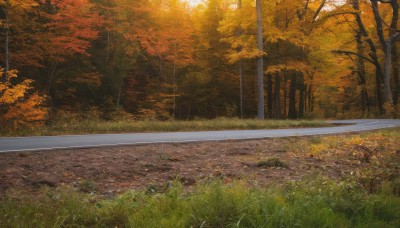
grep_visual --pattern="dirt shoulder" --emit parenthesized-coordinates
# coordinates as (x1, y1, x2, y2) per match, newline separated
(1, 129, 399, 197)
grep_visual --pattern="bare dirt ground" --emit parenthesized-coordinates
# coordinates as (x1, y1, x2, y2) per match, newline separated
(2, 132, 384, 198)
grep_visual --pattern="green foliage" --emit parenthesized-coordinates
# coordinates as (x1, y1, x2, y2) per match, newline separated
(1, 178, 400, 227)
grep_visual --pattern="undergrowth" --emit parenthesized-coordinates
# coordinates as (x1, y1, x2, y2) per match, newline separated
(1, 117, 326, 136)
(1, 177, 399, 227)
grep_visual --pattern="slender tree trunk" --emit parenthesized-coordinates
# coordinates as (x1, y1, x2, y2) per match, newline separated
(116, 83, 122, 108)
(375, 67, 384, 112)
(310, 93, 314, 112)
(299, 89, 305, 118)
(356, 30, 370, 113)
(283, 74, 287, 117)
(47, 61, 59, 95)
(390, 0, 399, 105)
(309, 73, 314, 112)
(288, 73, 297, 119)
(298, 75, 305, 118)
(384, 34, 400, 105)
(304, 84, 307, 113)
(2, 3, 9, 83)
(239, 60, 244, 118)
(384, 37, 393, 104)
(307, 85, 311, 112)
(106, 30, 110, 80)
(393, 45, 400, 105)
(256, 0, 264, 119)
(267, 74, 273, 118)
(273, 73, 281, 118)
(173, 60, 176, 119)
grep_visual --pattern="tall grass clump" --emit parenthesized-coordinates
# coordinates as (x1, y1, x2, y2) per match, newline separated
(1, 178, 400, 227)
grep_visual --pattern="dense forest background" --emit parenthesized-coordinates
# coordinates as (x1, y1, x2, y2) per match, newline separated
(0, 0, 399, 129)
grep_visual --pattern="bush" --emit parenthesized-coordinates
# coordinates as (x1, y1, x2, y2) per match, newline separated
(0, 69, 47, 131)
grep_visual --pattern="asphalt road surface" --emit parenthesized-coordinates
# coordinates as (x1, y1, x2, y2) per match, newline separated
(0, 119, 399, 153)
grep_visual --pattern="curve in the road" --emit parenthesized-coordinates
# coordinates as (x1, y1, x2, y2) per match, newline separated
(0, 119, 399, 153)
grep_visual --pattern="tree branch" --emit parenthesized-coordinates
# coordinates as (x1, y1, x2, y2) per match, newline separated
(332, 50, 375, 65)
(313, 0, 326, 21)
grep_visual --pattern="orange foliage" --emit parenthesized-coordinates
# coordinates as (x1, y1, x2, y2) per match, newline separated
(0, 69, 47, 130)
(43, 0, 103, 61)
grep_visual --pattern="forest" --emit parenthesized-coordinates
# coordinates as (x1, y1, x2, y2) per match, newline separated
(0, 0, 399, 130)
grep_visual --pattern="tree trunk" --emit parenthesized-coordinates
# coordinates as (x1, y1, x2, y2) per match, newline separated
(239, 60, 244, 118)
(307, 84, 312, 112)
(298, 75, 305, 118)
(1, 2, 9, 83)
(47, 60, 59, 95)
(390, 0, 399, 105)
(283, 74, 287, 117)
(288, 73, 297, 119)
(352, 0, 384, 113)
(267, 74, 273, 118)
(393, 43, 400, 105)
(384, 34, 400, 105)
(370, 0, 387, 51)
(256, 0, 264, 119)
(116, 83, 122, 108)
(356, 30, 370, 113)
(173, 60, 177, 119)
(273, 73, 281, 118)
(384, 38, 393, 104)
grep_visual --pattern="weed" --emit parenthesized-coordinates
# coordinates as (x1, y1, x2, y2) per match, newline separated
(257, 157, 288, 168)
(76, 180, 97, 193)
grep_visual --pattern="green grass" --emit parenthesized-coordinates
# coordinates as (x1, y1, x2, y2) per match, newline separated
(1, 118, 328, 136)
(1, 178, 399, 227)
(257, 157, 289, 168)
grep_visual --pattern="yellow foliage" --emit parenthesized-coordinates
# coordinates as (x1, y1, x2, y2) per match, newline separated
(0, 69, 47, 131)
(346, 136, 363, 146)
(309, 143, 329, 157)
(265, 61, 311, 75)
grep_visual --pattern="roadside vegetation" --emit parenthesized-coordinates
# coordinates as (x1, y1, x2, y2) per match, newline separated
(1, 128, 399, 227)
(0, 117, 326, 136)
(1, 178, 399, 227)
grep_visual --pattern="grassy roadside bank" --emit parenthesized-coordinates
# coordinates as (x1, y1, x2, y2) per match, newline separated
(1, 118, 327, 136)
(1, 178, 399, 227)
(1, 128, 399, 227)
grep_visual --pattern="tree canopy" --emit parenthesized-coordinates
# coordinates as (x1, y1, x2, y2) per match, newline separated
(1, 0, 399, 128)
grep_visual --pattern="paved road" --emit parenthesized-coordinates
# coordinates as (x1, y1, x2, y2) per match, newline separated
(0, 119, 399, 153)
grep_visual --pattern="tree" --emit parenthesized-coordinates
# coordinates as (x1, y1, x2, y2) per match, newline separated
(0, 68, 47, 130)
(219, 0, 261, 118)
(0, 0, 39, 82)
(256, 0, 264, 119)
(43, 0, 102, 94)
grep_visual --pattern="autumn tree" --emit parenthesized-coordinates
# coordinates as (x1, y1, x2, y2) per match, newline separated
(219, 0, 262, 118)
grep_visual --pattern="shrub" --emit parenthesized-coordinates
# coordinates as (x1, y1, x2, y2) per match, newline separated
(0, 69, 47, 131)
